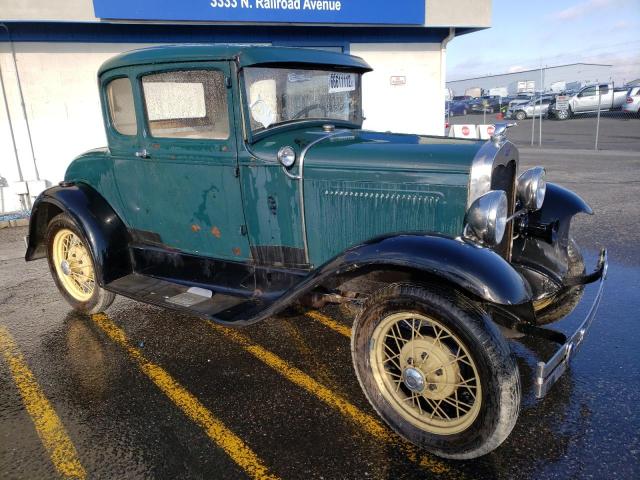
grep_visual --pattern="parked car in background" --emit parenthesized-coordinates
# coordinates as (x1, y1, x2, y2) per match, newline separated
(469, 95, 503, 113)
(507, 96, 554, 120)
(507, 94, 534, 109)
(550, 83, 628, 119)
(622, 86, 640, 116)
(445, 99, 470, 116)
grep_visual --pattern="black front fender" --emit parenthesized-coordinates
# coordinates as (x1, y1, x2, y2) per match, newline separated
(242, 233, 535, 325)
(25, 183, 131, 285)
(323, 234, 533, 306)
(512, 182, 593, 287)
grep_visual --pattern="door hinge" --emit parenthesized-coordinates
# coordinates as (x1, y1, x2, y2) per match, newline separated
(234, 166, 240, 177)
(240, 225, 248, 236)
(225, 76, 232, 89)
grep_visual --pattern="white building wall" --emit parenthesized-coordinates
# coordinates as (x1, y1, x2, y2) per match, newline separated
(0, 42, 153, 212)
(351, 43, 444, 136)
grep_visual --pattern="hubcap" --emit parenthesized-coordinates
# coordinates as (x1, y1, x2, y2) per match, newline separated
(52, 229, 95, 302)
(370, 312, 482, 435)
(60, 259, 71, 276)
(403, 367, 425, 393)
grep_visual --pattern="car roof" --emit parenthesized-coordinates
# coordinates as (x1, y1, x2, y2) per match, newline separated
(98, 44, 372, 76)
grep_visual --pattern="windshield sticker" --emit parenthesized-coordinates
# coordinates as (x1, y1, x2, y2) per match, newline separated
(328, 73, 356, 93)
(250, 99, 277, 129)
(288, 72, 312, 83)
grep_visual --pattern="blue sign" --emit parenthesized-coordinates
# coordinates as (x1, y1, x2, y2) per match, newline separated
(93, 0, 425, 25)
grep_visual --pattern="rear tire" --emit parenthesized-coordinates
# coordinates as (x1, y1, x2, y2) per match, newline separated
(351, 283, 520, 459)
(46, 213, 115, 314)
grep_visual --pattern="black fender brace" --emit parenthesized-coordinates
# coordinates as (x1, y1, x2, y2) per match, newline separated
(25, 183, 131, 286)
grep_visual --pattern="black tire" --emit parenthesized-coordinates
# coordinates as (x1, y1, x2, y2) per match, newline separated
(514, 110, 527, 121)
(351, 283, 520, 459)
(46, 213, 115, 314)
(534, 239, 585, 325)
(556, 108, 570, 120)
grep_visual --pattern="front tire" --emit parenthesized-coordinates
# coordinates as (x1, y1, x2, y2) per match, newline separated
(351, 283, 520, 459)
(514, 110, 527, 121)
(46, 213, 115, 314)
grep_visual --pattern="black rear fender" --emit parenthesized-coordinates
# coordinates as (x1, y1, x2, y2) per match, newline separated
(25, 183, 131, 285)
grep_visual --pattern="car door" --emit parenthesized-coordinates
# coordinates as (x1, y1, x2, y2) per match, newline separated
(113, 62, 250, 261)
(574, 86, 598, 112)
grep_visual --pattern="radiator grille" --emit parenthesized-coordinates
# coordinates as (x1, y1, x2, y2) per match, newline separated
(491, 160, 517, 260)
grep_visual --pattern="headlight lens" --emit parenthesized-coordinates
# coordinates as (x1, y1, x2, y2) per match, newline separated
(277, 146, 296, 168)
(517, 167, 546, 211)
(464, 190, 508, 246)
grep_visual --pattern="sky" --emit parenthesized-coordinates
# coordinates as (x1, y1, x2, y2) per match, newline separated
(446, 0, 640, 84)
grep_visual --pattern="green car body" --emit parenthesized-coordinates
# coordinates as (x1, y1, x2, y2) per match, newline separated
(61, 45, 480, 271)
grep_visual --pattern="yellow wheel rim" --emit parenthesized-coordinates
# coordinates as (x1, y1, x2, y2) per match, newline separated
(52, 229, 95, 302)
(370, 312, 482, 435)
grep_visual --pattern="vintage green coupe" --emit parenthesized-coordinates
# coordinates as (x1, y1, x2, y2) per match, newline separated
(26, 45, 607, 459)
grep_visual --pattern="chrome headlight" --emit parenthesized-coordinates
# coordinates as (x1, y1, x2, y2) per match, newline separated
(517, 167, 546, 211)
(277, 146, 296, 168)
(464, 190, 508, 246)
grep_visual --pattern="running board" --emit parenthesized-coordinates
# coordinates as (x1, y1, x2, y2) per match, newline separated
(106, 273, 272, 324)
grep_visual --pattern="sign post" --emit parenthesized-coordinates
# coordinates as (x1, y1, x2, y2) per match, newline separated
(595, 85, 602, 150)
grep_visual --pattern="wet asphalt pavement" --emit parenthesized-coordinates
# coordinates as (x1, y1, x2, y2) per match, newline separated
(1, 149, 639, 479)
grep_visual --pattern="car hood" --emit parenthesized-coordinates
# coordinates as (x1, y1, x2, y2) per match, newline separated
(250, 126, 483, 174)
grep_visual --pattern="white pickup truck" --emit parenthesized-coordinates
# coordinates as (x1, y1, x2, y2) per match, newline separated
(550, 83, 628, 119)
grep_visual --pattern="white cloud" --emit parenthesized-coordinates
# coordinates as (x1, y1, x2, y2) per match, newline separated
(551, 0, 619, 21)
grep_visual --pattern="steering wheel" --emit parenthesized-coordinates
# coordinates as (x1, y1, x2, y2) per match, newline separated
(292, 103, 327, 120)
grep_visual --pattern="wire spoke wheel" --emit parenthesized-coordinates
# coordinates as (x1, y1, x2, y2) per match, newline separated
(52, 228, 95, 302)
(370, 311, 482, 435)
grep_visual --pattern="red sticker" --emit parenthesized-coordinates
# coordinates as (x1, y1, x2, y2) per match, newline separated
(462, 126, 470, 136)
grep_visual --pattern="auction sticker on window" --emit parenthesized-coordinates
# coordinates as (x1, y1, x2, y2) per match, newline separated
(329, 73, 356, 93)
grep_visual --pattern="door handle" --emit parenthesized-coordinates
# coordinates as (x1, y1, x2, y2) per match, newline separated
(135, 149, 150, 159)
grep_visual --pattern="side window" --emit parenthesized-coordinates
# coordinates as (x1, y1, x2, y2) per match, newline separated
(599, 85, 609, 95)
(141, 70, 229, 140)
(580, 87, 596, 97)
(106, 78, 137, 136)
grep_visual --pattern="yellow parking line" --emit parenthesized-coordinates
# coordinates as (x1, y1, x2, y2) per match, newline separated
(0, 326, 86, 480)
(304, 310, 351, 338)
(91, 314, 279, 480)
(206, 321, 452, 476)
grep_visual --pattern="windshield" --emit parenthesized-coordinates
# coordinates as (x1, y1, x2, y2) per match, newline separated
(243, 66, 362, 134)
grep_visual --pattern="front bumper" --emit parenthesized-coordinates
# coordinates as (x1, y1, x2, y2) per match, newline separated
(534, 249, 608, 398)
